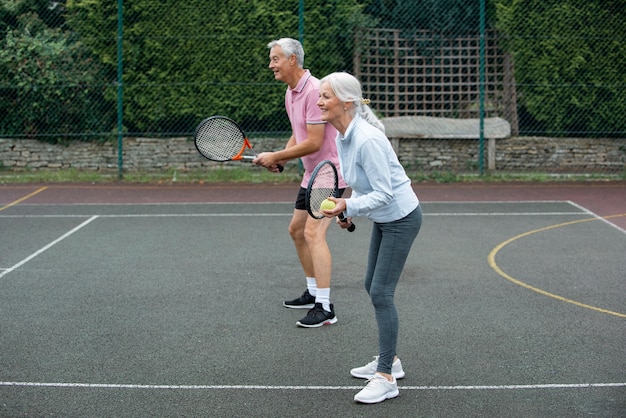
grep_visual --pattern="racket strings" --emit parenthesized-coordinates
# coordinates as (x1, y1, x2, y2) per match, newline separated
(195, 118, 246, 161)
(309, 163, 337, 218)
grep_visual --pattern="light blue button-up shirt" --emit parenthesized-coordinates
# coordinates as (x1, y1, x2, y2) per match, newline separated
(337, 114, 419, 223)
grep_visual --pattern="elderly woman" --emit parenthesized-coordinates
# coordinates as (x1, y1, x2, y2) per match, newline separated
(317, 72, 423, 404)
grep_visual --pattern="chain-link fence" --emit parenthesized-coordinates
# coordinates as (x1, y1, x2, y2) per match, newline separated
(1, 0, 625, 176)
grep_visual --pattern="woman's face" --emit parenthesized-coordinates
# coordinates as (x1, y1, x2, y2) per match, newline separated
(317, 81, 344, 124)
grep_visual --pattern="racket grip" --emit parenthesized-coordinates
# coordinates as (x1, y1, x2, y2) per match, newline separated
(277, 164, 284, 172)
(338, 213, 355, 232)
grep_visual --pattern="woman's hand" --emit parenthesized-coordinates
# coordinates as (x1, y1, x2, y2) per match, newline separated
(321, 197, 353, 229)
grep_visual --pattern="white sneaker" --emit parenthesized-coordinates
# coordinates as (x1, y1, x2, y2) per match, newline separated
(350, 355, 405, 379)
(353, 374, 399, 404)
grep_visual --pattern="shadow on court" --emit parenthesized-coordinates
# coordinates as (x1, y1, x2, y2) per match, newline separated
(1, 182, 625, 417)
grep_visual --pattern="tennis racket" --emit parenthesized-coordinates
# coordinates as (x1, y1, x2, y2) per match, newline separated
(305, 159, 355, 232)
(194, 116, 283, 172)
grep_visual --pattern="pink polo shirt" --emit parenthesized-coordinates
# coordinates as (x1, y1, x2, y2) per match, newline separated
(285, 70, 347, 189)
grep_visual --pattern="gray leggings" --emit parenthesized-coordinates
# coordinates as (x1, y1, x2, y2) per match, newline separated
(364, 205, 422, 375)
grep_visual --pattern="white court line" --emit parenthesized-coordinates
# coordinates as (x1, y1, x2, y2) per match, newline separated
(9, 199, 579, 206)
(422, 212, 584, 217)
(1, 381, 624, 391)
(0, 216, 98, 280)
(0, 212, 589, 219)
(0, 200, 590, 218)
(567, 200, 626, 235)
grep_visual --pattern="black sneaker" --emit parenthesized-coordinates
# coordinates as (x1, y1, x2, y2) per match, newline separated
(283, 289, 316, 309)
(296, 303, 337, 328)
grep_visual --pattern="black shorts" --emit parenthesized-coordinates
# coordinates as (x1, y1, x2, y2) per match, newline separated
(295, 187, 345, 210)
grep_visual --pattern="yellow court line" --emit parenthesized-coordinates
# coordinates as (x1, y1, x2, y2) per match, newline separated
(488, 214, 626, 318)
(0, 186, 48, 212)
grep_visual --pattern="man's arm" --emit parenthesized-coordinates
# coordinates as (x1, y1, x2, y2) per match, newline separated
(254, 123, 325, 168)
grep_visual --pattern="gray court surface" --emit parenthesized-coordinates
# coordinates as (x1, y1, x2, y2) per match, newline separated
(1, 201, 625, 417)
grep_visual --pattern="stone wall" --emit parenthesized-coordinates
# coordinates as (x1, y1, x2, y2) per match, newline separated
(0, 137, 211, 173)
(1, 136, 624, 174)
(393, 136, 625, 173)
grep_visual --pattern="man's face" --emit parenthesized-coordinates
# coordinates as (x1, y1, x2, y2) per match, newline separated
(268, 46, 293, 84)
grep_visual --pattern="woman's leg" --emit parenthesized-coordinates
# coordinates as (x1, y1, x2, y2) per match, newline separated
(368, 207, 422, 375)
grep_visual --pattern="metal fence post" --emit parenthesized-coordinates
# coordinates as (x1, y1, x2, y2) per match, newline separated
(479, 0, 486, 175)
(117, 0, 124, 179)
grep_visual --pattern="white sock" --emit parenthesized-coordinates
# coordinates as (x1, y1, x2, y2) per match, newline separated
(315, 287, 331, 312)
(306, 277, 317, 297)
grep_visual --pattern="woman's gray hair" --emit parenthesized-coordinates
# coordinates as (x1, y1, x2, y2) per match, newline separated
(267, 38, 305, 68)
(319, 72, 385, 133)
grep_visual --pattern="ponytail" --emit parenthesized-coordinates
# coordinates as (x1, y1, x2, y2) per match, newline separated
(356, 99, 385, 134)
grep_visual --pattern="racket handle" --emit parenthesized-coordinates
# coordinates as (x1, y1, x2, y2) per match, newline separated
(244, 155, 283, 172)
(338, 213, 355, 232)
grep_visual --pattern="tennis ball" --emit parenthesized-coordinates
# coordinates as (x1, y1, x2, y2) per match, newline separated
(320, 199, 336, 211)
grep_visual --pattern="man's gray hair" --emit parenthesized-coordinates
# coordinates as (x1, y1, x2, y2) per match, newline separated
(267, 38, 305, 68)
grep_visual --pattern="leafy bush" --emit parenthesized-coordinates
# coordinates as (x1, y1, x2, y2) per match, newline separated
(65, 0, 373, 134)
(496, 0, 626, 136)
(0, 10, 113, 141)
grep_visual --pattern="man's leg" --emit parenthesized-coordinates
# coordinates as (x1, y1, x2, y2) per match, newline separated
(283, 209, 318, 309)
(289, 208, 315, 278)
(294, 215, 338, 327)
(304, 215, 334, 307)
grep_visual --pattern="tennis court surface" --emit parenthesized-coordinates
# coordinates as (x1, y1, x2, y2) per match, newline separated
(1, 181, 625, 417)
